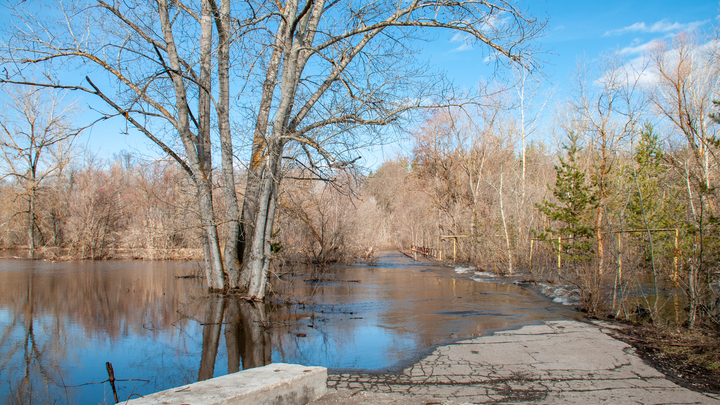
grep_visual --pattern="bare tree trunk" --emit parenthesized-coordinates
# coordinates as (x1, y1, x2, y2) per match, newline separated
(158, 0, 224, 290)
(198, 184, 225, 290)
(518, 70, 527, 198)
(688, 261, 698, 328)
(28, 183, 35, 259)
(497, 171, 513, 274)
(238, 23, 286, 290)
(213, 0, 242, 288)
(246, 140, 283, 300)
(597, 207, 604, 276)
(198, 0, 213, 179)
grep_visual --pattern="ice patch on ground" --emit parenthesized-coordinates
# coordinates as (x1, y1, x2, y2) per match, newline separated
(470, 271, 498, 283)
(539, 282, 581, 306)
(454, 266, 474, 274)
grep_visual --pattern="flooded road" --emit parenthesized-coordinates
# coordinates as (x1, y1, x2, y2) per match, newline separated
(0, 250, 578, 404)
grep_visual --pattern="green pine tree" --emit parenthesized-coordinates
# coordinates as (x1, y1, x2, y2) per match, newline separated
(537, 131, 597, 263)
(628, 123, 666, 228)
(627, 123, 683, 266)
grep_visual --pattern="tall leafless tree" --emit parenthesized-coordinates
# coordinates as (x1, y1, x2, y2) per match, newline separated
(648, 34, 720, 327)
(0, 87, 81, 258)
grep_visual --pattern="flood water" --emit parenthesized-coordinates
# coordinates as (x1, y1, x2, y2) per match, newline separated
(0, 250, 579, 404)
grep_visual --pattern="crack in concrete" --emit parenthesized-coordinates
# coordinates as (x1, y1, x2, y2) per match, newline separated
(315, 321, 720, 404)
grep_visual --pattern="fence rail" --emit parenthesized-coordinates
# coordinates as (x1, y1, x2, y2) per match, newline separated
(410, 245, 439, 259)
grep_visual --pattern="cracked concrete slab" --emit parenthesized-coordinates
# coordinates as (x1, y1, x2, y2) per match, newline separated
(311, 320, 719, 404)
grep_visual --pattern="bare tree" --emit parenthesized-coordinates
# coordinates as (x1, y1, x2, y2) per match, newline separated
(0, 86, 81, 258)
(570, 54, 647, 280)
(512, 66, 550, 197)
(648, 34, 720, 327)
(236, 0, 546, 299)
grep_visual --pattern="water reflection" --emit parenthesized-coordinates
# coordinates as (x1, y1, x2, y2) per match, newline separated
(3, 267, 65, 404)
(0, 252, 578, 404)
(0, 260, 206, 404)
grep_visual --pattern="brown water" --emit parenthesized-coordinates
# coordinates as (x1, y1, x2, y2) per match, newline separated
(0, 251, 579, 404)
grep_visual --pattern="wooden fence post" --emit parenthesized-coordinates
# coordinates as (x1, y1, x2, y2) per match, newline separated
(673, 228, 679, 282)
(617, 233, 623, 283)
(529, 239, 534, 272)
(557, 237, 562, 273)
(453, 238, 457, 263)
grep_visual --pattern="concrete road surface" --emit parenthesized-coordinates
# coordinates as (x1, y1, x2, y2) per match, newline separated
(311, 320, 720, 404)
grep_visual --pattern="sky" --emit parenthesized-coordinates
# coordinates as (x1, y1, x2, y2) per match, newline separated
(367, 0, 719, 164)
(430, 0, 716, 89)
(20, 0, 720, 165)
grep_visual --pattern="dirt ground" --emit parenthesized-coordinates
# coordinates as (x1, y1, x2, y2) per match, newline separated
(605, 321, 720, 394)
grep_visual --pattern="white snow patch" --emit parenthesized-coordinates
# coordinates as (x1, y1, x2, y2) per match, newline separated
(539, 282, 581, 306)
(454, 266, 475, 274)
(470, 271, 499, 283)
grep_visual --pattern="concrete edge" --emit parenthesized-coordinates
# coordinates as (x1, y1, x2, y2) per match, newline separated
(124, 363, 327, 405)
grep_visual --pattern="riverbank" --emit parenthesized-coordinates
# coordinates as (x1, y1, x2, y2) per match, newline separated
(311, 319, 720, 404)
(0, 246, 203, 261)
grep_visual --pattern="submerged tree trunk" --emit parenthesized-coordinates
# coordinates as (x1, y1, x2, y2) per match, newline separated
(225, 299, 272, 371)
(238, 302, 272, 369)
(224, 298, 242, 374)
(198, 181, 225, 290)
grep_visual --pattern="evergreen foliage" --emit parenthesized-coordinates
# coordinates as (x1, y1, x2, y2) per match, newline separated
(627, 123, 682, 267)
(537, 131, 597, 262)
(628, 123, 669, 229)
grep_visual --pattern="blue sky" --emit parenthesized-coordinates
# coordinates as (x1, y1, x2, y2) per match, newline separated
(429, 0, 716, 89)
(539, 0, 715, 86)
(67, 1, 718, 163)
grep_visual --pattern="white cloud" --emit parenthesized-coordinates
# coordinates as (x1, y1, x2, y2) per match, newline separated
(451, 43, 474, 53)
(604, 19, 707, 36)
(619, 39, 664, 55)
(606, 38, 720, 89)
(449, 32, 468, 43)
(483, 53, 498, 63)
(449, 32, 473, 52)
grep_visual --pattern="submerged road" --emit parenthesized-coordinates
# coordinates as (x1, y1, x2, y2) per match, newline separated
(312, 319, 720, 404)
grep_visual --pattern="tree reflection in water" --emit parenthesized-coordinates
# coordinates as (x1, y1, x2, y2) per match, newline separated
(2, 268, 66, 405)
(198, 296, 273, 380)
(197, 295, 225, 381)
